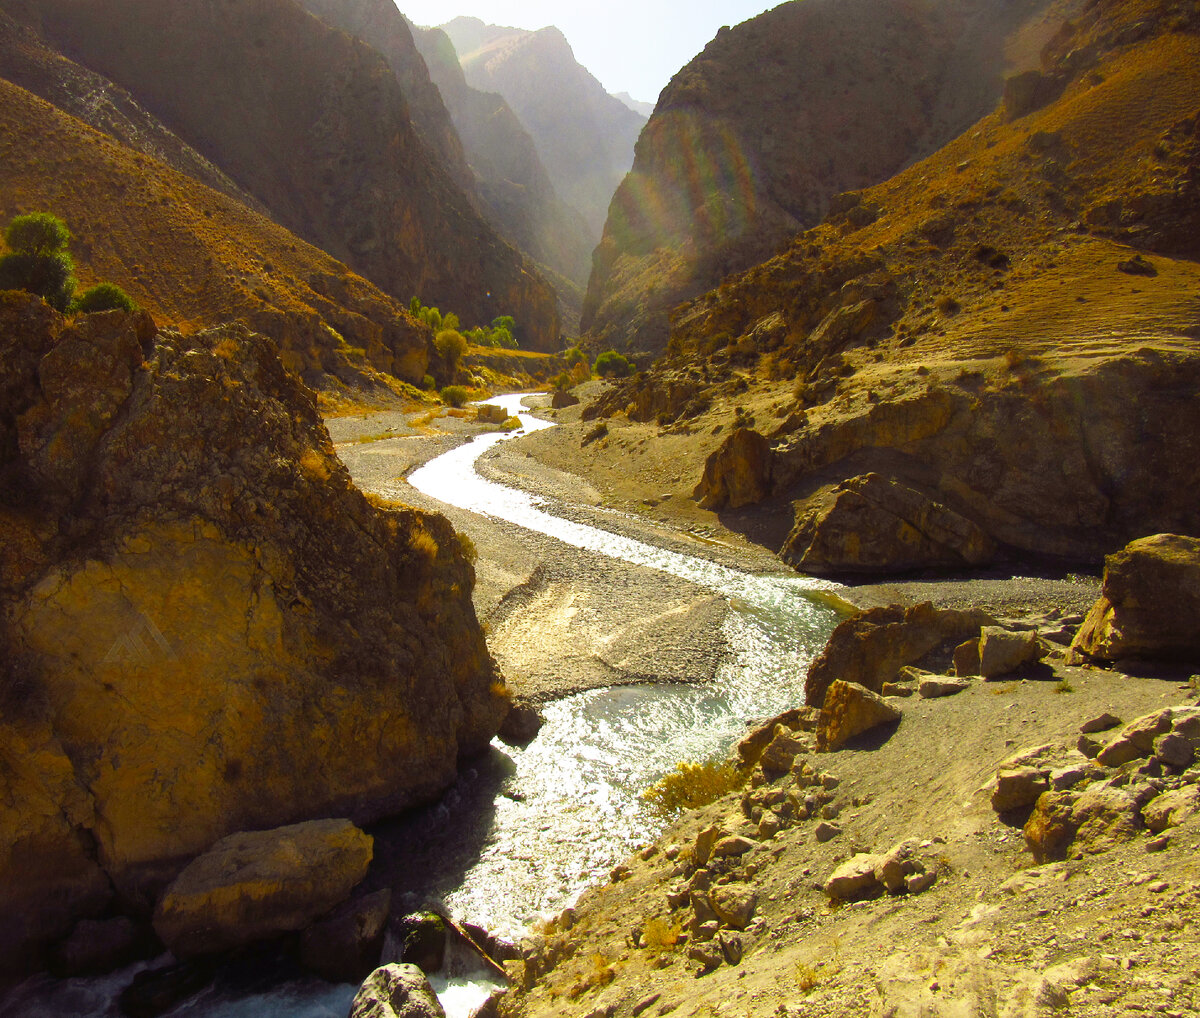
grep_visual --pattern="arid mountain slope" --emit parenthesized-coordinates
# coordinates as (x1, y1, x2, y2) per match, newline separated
(0, 76, 440, 395)
(583, 0, 1084, 357)
(0, 0, 560, 350)
(409, 22, 594, 325)
(295, 0, 478, 203)
(0, 295, 506, 970)
(584, 0, 1200, 573)
(446, 17, 647, 239)
(0, 12, 268, 217)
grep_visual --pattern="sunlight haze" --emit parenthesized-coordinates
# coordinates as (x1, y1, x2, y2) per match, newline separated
(397, 0, 780, 104)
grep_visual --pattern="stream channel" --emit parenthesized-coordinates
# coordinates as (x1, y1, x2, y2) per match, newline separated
(5, 394, 843, 1018)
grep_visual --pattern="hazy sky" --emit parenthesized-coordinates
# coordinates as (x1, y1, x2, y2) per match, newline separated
(397, 1, 781, 105)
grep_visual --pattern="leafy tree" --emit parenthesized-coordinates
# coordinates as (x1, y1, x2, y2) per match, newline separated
(410, 296, 422, 315)
(6, 213, 71, 257)
(442, 312, 460, 331)
(563, 346, 589, 371)
(434, 328, 468, 365)
(72, 282, 137, 314)
(595, 350, 634, 378)
(0, 212, 75, 311)
(491, 315, 515, 332)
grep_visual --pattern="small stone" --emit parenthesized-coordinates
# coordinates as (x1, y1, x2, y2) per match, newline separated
(953, 638, 981, 677)
(814, 822, 842, 843)
(718, 932, 744, 965)
(1155, 732, 1196, 769)
(687, 942, 723, 972)
(693, 921, 719, 942)
(905, 871, 937, 894)
(757, 814, 781, 840)
(710, 886, 758, 930)
(713, 836, 756, 858)
(876, 839, 923, 894)
(610, 864, 632, 882)
(1146, 834, 1170, 853)
(666, 887, 689, 909)
(664, 844, 681, 861)
(919, 676, 970, 699)
(1081, 713, 1122, 735)
(1078, 733, 1105, 759)
(881, 682, 914, 697)
(979, 627, 1043, 678)
(991, 767, 1050, 813)
(1148, 881, 1169, 893)
(693, 825, 725, 868)
(824, 854, 884, 901)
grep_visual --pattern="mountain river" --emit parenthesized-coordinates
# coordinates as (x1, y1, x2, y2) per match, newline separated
(4, 394, 842, 1018)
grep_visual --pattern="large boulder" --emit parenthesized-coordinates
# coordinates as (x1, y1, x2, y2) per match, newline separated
(349, 963, 446, 1018)
(978, 627, 1044, 678)
(152, 820, 373, 957)
(694, 428, 773, 510)
(816, 680, 902, 751)
(805, 601, 993, 708)
(0, 300, 506, 967)
(1071, 534, 1200, 663)
(782, 473, 995, 576)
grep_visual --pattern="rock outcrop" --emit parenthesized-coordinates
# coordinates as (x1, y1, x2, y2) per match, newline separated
(805, 602, 993, 709)
(0, 296, 506, 970)
(582, 0, 1076, 356)
(153, 820, 374, 957)
(815, 681, 902, 752)
(2, 0, 560, 349)
(1071, 534, 1200, 664)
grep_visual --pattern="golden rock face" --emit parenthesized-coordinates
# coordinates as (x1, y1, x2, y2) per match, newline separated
(0, 295, 507, 967)
(152, 819, 375, 957)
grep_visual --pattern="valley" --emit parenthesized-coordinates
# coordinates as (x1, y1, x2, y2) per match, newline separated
(1, 0, 1198, 1017)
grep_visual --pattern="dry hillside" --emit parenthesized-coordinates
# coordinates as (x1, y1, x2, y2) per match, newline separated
(0, 75, 439, 396)
(0, 0, 561, 350)
(582, 0, 1085, 358)
(571, 0, 1200, 574)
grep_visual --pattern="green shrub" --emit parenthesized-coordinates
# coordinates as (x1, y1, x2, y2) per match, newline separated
(434, 328, 468, 365)
(563, 346, 589, 371)
(595, 350, 634, 378)
(410, 295, 422, 315)
(0, 251, 75, 311)
(5, 212, 70, 258)
(72, 282, 137, 314)
(421, 373, 436, 390)
(440, 385, 470, 408)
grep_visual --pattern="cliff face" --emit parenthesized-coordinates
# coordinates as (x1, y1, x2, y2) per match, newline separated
(0, 0, 560, 350)
(446, 18, 647, 239)
(593, 0, 1200, 573)
(0, 294, 507, 970)
(582, 0, 1082, 357)
(0, 74, 435, 394)
(410, 24, 594, 328)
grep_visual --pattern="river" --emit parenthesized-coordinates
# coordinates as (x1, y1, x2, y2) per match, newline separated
(4, 394, 841, 1018)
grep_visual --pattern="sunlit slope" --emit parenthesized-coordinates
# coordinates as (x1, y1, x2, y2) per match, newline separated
(0, 78, 433, 392)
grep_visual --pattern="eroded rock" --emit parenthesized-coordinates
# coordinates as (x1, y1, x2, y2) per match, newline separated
(816, 680, 903, 751)
(153, 820, 373, 957)
(979, 627, 1043, 678)
(1071, 534, 1200, 663)
(349, 963, 446, 1018)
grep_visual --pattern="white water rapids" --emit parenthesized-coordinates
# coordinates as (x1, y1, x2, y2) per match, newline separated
(5, 393, 842, 1018)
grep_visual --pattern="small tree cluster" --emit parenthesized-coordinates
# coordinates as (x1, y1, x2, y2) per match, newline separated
(0, 213, 137, 314)
(409, 298, 520, 349)
(595, 350, 634, 378)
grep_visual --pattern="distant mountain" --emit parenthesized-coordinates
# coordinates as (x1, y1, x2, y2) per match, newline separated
(443, 17, 647, 239)
(614, 92, 655, 118)
(582, 0, 1085, 357)
(408, 21, 593, 327)
(0, 0, 560, 350)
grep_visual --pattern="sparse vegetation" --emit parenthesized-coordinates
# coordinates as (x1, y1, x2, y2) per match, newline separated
(595, 349, 634, 378)
(0, 212, 75, 311)
(642, 758, 748, 816)
(72, 282, 138, 314)
(440, 385, 470, 408)
(434, 328, 468, 367)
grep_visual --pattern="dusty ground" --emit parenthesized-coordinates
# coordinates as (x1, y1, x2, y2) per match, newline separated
(503, 658, 1200, 1018)
(330, 394, 1199, 1018)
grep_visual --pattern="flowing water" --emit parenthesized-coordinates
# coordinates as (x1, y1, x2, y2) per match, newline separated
(5, 394, 841, 1018)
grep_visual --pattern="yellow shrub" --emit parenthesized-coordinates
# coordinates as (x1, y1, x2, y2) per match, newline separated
(642, 759, 747, 815)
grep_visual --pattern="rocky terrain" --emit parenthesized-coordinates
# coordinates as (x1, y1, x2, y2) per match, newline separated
(0, 296, 506, 974)
(582, 0, 1085, 357)
(0, 0, 560, 350)
(444, 17, 648, 240)
(578, 0, 1200, 576)
(497, 538, 1200, 1018)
